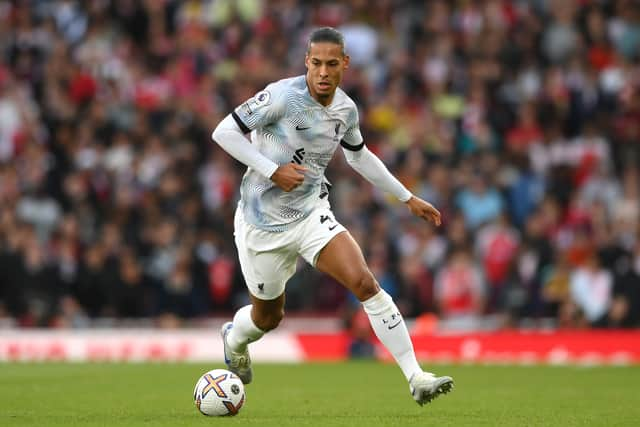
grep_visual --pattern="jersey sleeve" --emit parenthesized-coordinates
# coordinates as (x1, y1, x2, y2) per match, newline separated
(232, 83, 287, 133)
(339, 106, 364, 151)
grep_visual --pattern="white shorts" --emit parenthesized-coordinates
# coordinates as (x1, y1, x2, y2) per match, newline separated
(233, 205, 347, 300)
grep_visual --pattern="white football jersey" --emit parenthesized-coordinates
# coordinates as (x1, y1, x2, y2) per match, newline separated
(232, 75, 364, 232)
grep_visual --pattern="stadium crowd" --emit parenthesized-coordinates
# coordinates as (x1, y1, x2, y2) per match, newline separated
(0, 0, 639, 330)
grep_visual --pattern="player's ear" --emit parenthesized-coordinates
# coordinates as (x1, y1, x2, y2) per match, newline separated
(342, 54, 350, 69)
(304, 53, 310, 69)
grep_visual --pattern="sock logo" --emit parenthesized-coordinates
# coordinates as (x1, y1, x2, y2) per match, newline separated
(387, 321, 401, 330)
(382, 312, 402, 330)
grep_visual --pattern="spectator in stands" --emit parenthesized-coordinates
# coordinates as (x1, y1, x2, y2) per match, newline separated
(540, 253, 572, 320)
(568, 251, 613, 328)
(434, 246, 486, 320)
(456, 171, 504, 231)
(475, 213, 520, 312)
(608, 242, 640, 328)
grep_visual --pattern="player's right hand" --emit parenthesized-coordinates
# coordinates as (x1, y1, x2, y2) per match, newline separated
(405, 196, 442, 226)
(270, 163, 307, 192)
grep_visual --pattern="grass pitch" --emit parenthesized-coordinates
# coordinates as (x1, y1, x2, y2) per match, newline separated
(1, 362, 638, 426)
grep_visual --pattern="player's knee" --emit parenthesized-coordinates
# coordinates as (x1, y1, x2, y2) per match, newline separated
(352, 270, 379, 302)
(254, 308, 284, 332)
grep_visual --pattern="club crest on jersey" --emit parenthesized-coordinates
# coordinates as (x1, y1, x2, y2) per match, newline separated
(333, 122, 341, 142)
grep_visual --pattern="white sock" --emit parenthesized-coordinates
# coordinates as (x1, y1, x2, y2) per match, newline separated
(362, 290, 422, 381)
(227, 305, 264, 352)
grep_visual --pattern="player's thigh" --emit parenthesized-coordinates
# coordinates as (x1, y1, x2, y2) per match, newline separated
(301, 209, 380, 301)
(297, 207, 347, 267)
(234, 210, 297, 299)
(241, 248, 297, 299)
(314, 230, 380, 300)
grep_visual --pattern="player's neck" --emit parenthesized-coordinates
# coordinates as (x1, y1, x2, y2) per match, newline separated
(315, 94, 333, 106)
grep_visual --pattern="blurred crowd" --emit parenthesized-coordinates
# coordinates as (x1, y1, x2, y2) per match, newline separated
(0, 0, 639, 330)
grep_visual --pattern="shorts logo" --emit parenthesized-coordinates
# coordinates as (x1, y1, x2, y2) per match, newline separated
(257, 283, 264, 293)
(321, 214, 338, 231)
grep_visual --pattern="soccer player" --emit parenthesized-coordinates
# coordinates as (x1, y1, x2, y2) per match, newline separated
(211, 27, 453, 406)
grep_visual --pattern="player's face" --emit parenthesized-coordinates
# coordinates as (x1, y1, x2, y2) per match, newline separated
(305, 42, 349, 106)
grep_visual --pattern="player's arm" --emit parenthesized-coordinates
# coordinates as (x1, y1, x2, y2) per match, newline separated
(212, 117, 306, 192)
(212, 85, 306, 192)
(212, 115, 278, 178)
(342, 144, 441, 226)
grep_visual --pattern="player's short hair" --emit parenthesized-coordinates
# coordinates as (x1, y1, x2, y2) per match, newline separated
(307, 27, 345, 55)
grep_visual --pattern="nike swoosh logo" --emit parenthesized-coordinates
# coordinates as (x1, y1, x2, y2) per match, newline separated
(328, 225, 338, 231)
(296, 125, 310, 131)
(387, 321, 402, 330)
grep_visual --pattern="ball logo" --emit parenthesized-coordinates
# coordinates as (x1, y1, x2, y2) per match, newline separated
(223, 394, 245, 415)
(201, 373, 229, 398)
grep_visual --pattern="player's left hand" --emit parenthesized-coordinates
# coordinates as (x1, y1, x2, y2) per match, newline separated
(405, 196, 441, 226)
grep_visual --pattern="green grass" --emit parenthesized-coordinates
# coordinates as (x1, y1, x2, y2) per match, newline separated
(1, 362, 639, 426)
